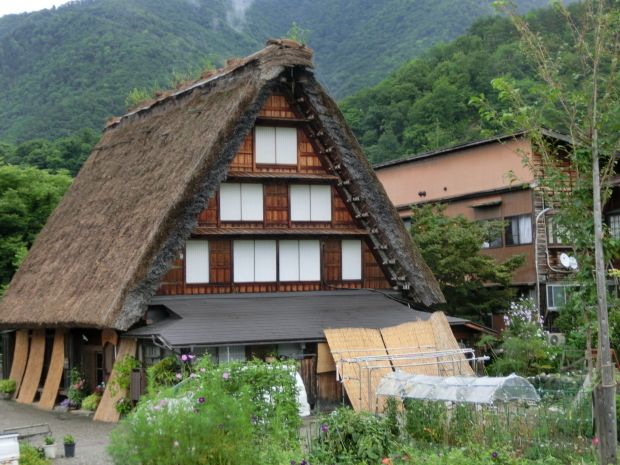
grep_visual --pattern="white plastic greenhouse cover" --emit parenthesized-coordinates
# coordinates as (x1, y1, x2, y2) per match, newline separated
(376, 371, 540, 404)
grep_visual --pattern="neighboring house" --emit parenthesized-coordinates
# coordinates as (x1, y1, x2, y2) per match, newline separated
(0, 40, 487, 420)
(373, 130, 582, 330)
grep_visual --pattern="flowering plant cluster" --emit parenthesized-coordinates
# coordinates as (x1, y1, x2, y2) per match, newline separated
(67, 367, 88, 407)
(482, 298, 561, 376)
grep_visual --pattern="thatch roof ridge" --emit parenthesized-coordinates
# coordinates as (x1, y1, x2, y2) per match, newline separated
(108, 41, 314, 131)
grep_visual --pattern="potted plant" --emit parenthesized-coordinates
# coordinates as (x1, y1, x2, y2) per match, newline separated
(0, 379, 16, 399)
(63, 435, 76, 457)
(263, 348, 278, 363)
(42, 436, 57, 459)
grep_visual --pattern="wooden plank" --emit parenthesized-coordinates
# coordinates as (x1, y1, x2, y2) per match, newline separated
(317, 342, 335, 373)
(9, 330, 30, 396)
(38, 329, 68, 410)
(93, 338, 137, 422)
(17, 329, 46, 404)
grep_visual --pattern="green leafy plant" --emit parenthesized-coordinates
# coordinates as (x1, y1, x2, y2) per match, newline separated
(0, 378, 16, 393)
(81, 393, 102, 411)
(62, 435, 75, 445)
(308, 407, 398, 464)
(19, 443, 50, 465)
(43, 437, 55, 445)
(114, 397, 132, 415)
(482, 298, 561, 376)
(108, 354, 141, 397)
(146, 355, 179, 390)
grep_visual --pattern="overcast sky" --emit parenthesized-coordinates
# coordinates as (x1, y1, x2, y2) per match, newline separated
(0, 1, 72, 17)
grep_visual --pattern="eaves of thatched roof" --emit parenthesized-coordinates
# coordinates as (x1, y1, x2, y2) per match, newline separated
(0, 39, 443, 331)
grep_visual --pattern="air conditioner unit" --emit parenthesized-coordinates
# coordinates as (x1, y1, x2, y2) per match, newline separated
(546, 333, 566, 346)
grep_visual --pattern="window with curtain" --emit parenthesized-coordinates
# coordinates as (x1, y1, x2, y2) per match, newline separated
(186, 240, 209, 283)
(290, 184, 332, 221)
(219, 183, 264, 221)
(505, 214, 532, 245)
(255, 126, 297, 164)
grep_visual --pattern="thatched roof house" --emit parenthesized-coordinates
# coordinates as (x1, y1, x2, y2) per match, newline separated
(0, 40, 442, 332)
(0, 40, 471, 419)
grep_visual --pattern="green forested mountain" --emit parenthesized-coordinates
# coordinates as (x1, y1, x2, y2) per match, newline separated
(0, 0, 556, 143)
(340, 6, 581, 164)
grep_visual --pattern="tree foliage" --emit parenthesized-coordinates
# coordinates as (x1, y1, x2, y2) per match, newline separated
(0, 165, 72, 293)
(1, 128, 100, 176)
(339, 3, 589, 163)
(0, 0, 557, 143)
(471, 0, 620, 460)
(410, 203, 525, 321)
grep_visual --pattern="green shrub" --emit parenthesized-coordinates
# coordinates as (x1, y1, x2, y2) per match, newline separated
(63, 435, 75, 444)
(81, 393, 101, 411)
(108, 358, 301, 465)
(308, 407, 398, 464)
(0, 378, 16, 393)
(19, 443, 49, 465)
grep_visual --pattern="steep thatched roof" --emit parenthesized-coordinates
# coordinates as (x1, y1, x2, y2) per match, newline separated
(0, 40, 443, 331)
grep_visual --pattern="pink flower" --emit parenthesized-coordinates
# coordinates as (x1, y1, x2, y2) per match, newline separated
(153, 406, 160, 410)
(189, 355, 196, 359)
(160, 400, 167, 406)
(173, 441, 179, 446)
(175, 373, 182, 379)
(593, 437, 599, 445)
(200, 368, 206, 372)
(181, 354, 188, 361)
(222, 373, 229, 379)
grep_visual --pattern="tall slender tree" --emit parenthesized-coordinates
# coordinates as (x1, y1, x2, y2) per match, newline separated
(472, 0, 620, 462)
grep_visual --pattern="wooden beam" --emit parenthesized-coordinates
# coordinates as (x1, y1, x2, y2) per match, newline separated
(38, 329, 68, 410)
(9, 330, 30, 396)
(17, 329, 46, 404)
(93, 338, 137, 422)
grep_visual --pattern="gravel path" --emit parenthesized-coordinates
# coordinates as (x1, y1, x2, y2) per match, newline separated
(0, 400, 116, 464)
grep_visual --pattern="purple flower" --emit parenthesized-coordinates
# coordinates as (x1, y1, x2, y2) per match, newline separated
(290, 462, 296, 465)
(198, 397, 205, 403)
(222, 373, 229, 379)
(301, 461, 307, 465)
(492, 452, 498, 458)
(153, 406, 160, 410)
(175, 373, 182, 379)
(189, 355, 196, 359)
(194, 409, 199, 413)
(181, 354, 188, 361)
(160, 400, 167, 406)
(200, 368, 206, 372)
(437, 453, 442, 456)
(321, 424, 328, 432)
